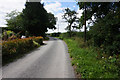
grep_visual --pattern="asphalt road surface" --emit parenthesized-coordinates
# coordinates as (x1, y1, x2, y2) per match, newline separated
(2, 37, 75, 78)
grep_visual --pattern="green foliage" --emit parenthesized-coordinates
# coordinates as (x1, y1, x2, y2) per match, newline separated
(5, 2, 57, 37)
(63, 8, 78, 37)
(32, 36, 43, 45)
(2, 36, 43, 65)
(60, 2, 120, 78)
(47, 13, 57, 29)
(58, 37, 63, 40)
(22, 2, 56, 37)
(59, 32, 70, 38)
(5, 10, 24, 33)
(90, 11, 120, 56)
(22, 2, 48, 37)
(64, 38, 119, 78)
(77, 2, 120, 56)
(3, 30, 15, 38)
(59, 32, 91, 40)
(78, 2, 118, 23)
(50, 32, 61, 37)
(33, 41, 40, 47)
(44, 37, 49, 40)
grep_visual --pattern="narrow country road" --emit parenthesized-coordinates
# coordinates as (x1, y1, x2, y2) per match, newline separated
(2, 37, 75, 78)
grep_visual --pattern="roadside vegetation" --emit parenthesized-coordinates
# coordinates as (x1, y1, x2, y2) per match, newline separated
(64, 36, 119, 78)
(52, 32, 120, 78)
(53, 2, 120, 78)
(1, 0, 120, 78)
(2, 36, 43, 65)
(1, 1, 55, 66)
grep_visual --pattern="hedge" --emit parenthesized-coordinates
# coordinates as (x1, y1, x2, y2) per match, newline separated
(2, 36, 43, 65)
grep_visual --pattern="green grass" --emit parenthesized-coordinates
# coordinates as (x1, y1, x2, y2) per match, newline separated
(55, 37, 63, 40)
(64, 38, 119, 78)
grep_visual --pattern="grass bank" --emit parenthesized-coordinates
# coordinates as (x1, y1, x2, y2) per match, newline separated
(64, 37, 119, 78)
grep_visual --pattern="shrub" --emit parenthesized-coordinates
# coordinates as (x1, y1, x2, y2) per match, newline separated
(2, 36, 43, 65)
(50, 32, 61, 37)
(44, 37, 49, 40)
(59, 32, 69, 38)
(8, 35, 17, 40)
(33, 41, 40, 47)
(33, 36, 43, 45)
(89, 16, 120, 56)
(3, 30, 15, 37)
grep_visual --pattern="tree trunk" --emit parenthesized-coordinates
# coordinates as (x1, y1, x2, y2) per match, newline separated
(84, 2, 86, 43)
(69, 23, 72, 38)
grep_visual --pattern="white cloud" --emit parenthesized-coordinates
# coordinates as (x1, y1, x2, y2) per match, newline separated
(76, 8, 92, 32)
(45, 2, 84, 33)
(47, 10, 68, 33)
(0, 1, 84, 33)
(73, 6, 76, 8)
(55, 13, 68, 33)
(44, 2, 63, 14)
(77, 8, 83, 18)
(44, 2, 68, 33)
(0, 0, 26, 26)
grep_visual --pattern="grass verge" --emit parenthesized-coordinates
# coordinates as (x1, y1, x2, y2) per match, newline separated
(64, 37, 119, 78)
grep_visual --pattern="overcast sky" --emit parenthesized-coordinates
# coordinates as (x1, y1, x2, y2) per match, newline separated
(0, 0, 85, 33)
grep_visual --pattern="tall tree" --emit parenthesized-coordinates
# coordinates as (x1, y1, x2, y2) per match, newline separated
(63, 8, 78, 37)
(78, 2, 120, 42)
(78, 2, 120, 55)
(78, 2, 119, 22)
(22, 2, 56, 37)
(84, 3, 86, 42)
(47, 12, 57, 30)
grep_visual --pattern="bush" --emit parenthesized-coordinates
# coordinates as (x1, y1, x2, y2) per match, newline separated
(59, 32, 91, 40)
(50, 32, 61, 37)
(32, 36, 43, 45)
(59, 32, 69, 38)
(33, 41, 40, 47)
(44, 37, 49, 40)
(8, 35, 17, 40)
(2, 36, 43, 65)
(89, 15, 120, 56)
(4, 30, 15, 37)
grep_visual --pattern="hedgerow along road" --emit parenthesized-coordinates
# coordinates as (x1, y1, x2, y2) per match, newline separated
(2, 37, 75, 78)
